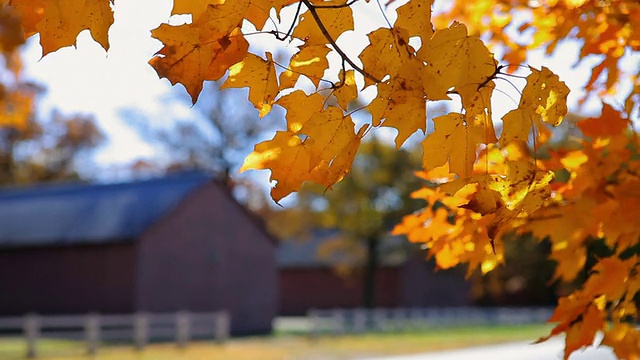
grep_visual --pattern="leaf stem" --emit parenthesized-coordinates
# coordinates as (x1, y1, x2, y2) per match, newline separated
(300, 0, 381, 84)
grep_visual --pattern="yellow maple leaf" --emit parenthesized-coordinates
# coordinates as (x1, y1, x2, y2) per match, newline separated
(300, 106, 356, 168)
(241, 130, 313, 203)
(293, 4, 353, 46)
(9, 0, 45, 39)
(369, 86, 426, 149)
(521, 66, 570, 127)
(311, 124, 368, 188)
(368, 56, 427, 148)
(562, 305, 604, 359)
(171, 0, 224, 19)
(418, 22, 497, 107)
(394, 0, 434, 42)
(500, 108, 533, 147)
(150, 21, 248, 104)
(500, 66, 570, 146)
(10, 0, 114, 56)
(583, 256, 634, 299)
(279, 44, 330, 89)
(603, 323, 640, 360)
(359, 27, 412, 88)
(577, 103, 631, 138)
(422, 113, 485, 178)
(222, 52, 278, 118)
(489, 161, 554, 213)
(172, 0, 286, 30)
(276, 90, 326, 132)
(332, 69, 357, 110)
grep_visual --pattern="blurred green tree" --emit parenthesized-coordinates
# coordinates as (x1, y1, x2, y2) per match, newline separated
(269, 137, 426, 308)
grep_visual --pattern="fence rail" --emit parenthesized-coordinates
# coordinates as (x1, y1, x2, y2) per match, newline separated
(307, 307, 554, 336)
(0, 311, 230, 358)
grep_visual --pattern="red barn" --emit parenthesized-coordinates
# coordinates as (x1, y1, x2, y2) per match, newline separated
(0, 172, 277, 335)
(277, 234, 472, 315)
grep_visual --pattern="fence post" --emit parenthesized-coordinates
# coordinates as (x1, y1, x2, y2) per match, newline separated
(24, 314, 39, 359)
(85, 313, 100, 355)
(307, 309, 319, 340)
(352, 308, 367, 333)
(176, 311, 190, 348)
(134, 312, 149, 350)
(373, 309, 386, 332)
(331, 310, 346, 335)
(214, 311, 230, 343)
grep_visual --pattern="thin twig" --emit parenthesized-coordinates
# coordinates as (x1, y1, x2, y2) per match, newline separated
(313, 0, 359, 8)
(273, 60, 336, 87)
(375, 0, 392, 28)
(275, 1, 303, 41)
(300, 0, 381, 84)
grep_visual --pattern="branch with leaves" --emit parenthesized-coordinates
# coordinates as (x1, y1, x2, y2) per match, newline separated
(5, 0, 640, 358)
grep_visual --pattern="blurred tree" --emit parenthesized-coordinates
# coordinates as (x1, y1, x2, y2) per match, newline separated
(269, 137, 426, 308)
(128, 82, 278, 209)
(0, 111, 104, 185)
(0, 4, 103, 186)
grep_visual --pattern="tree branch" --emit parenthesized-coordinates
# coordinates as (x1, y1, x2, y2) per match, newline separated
(300, 0, 381, 84)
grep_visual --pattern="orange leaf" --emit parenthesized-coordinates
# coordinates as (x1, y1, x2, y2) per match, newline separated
(577, 103, 631, 138)
(222, 52, 279, 118)
(151, 23, 249, 104)
(11, 0, 114, 56)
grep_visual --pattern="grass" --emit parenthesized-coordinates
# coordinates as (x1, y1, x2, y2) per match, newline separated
(0, 324, 553, 360)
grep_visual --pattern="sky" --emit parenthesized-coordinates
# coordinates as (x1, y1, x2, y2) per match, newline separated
(17, 0, 628, 193)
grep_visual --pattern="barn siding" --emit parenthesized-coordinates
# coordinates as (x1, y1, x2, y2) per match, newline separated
(279, 267, 400, 315)
(400, 257, 472, 307)
(0, 242, 136, 315)
(135, 182, 277, 335)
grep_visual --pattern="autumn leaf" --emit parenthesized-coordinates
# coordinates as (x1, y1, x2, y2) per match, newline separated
(10, 0, 114, 56)
(293, 4, 354, 46)
(299, 106, 356, 168)
(418, 22, 497, 107)
(422, 113, 485, 178)
(171, 0, 224, 19)
(577, 103, 631, 138)
(276, 90, 326, 132)
(279, 44, 330, 89)
(7, 0, 45, 39)
(563, 305, 604, 359)
(359, 27, 413, 88)
(311, 124, 368, 188)
(151, 21, 249, 104)
(27, 1, 640, 358)
(222, 52, 278, 118)
(521, 66, 570, 127)
(333, 69, 357, 109)
(241, 130, 314, 203)
(500, 66, 570, 146)
(394, 0, 434, 42)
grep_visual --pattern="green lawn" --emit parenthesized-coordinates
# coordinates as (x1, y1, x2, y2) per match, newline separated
(0, 324, 553, 360)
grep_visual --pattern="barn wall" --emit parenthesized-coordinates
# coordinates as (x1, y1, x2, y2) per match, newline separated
(136, 182, 277, 335)
(279, 267, 400, 315)
(0, 242, 136, 315)
(400, 257, 472, 307)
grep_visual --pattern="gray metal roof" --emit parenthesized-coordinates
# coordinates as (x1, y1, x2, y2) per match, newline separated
(277, 230, 409, 269)
(0, 172, 212, 248)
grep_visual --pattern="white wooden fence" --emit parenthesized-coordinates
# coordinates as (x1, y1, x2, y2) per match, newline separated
(0, 311, 230, 358)
(307, 307, 554, 336)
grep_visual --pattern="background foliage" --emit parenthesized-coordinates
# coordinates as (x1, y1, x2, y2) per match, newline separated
(2, 0, 640, 358)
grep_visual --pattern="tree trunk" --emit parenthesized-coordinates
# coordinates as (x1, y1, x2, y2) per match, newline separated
(363, 235, 378, 309)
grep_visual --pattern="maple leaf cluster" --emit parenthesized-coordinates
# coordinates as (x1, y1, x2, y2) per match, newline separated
(3, 0, 640, 358)
(440, 0, 640, 115)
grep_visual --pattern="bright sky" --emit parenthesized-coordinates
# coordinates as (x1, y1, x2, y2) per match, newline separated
(18, 0, 627, 187)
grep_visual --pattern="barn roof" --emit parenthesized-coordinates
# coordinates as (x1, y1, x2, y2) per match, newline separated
(277, 230, 409, 269)
(0, 172, 212, 248)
